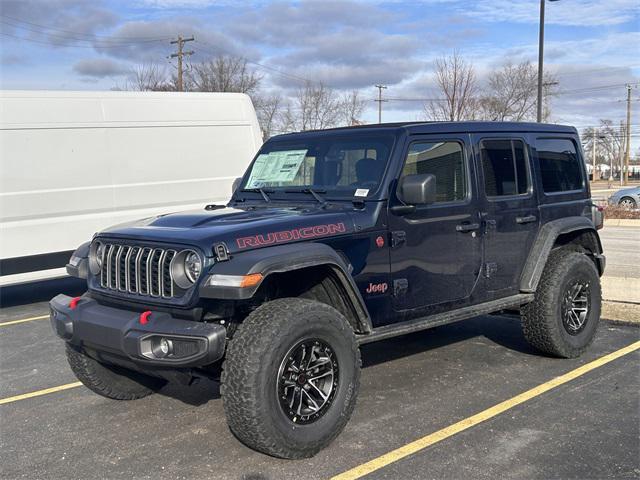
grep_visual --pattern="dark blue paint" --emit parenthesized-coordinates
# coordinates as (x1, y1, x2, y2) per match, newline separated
(94, 122, 593, 326)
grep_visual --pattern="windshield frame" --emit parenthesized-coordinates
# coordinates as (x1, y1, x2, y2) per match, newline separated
(235, 131, 398, 202)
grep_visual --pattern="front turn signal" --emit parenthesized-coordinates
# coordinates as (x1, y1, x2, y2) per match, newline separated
(206, 273, 264, 288)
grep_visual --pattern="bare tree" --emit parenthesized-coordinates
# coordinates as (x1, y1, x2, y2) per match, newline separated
(582, 119, 627, 177)
(340, 90, 367, 126)
(425, 51, 478, 121)
(254, 94, 284, 139)
(189, 56, 262, 95)
(479, 60, 540, 121)
(127, 63, 172, 91)
(284, 81, 341, 131)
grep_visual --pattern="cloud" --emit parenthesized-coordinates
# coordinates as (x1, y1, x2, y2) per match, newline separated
(73, 58, 131, 78)
(0, 0, 118, 46)
(462, 0, 639, 27)
(1, 53, 28, 66)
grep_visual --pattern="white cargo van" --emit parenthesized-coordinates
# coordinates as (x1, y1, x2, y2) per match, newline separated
(0, 90, 263, 286)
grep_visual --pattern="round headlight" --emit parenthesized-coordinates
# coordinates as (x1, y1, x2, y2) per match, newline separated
(95, 243, 105, 267)
(184, 251, 202, 283)
(89, 242, 104, 275)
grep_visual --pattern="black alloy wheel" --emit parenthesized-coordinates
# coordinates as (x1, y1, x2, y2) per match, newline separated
(277, 339, 339, 424)
(561, 281, 590, 335)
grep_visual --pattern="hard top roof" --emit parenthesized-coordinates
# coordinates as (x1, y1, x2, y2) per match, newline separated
(271, 121, 577, 141)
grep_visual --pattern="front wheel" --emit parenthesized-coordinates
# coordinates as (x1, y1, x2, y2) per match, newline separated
(66, 345, 167, 400)
(521, 250, 601, 358)
(619, 196, 637, 209)
(221, 298, 360, 459)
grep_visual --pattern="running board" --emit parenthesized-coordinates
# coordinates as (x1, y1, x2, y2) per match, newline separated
(356, 294, 534, 345)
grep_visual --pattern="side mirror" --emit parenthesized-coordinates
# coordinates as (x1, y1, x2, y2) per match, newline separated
(398, 173, 436, 205)
(231, 177, 242, 195)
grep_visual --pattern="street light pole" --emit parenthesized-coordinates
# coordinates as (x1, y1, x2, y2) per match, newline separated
(536, 0, 545, 123)
(537, 0, 559, 123)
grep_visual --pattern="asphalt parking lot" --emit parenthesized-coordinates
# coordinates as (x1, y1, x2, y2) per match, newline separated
(1, 288, 638, 480)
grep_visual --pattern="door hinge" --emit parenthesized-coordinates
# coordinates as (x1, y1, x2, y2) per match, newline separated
(393, 278, 409, 297)
(391, 231, 406, 248)
(484, 262, 498, 278)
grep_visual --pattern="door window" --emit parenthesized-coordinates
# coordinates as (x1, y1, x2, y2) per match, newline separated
(480, 139, 530, 197)
(402, 141, 467, 203)
(536, 138, 584, 193)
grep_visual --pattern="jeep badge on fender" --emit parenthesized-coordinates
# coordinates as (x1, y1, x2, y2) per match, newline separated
(52, 121, 604, 459)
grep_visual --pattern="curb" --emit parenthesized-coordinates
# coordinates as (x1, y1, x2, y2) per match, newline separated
(603, 219, 640, 227)
(601, 276, 640, 304)
(601, 300, 640, 325)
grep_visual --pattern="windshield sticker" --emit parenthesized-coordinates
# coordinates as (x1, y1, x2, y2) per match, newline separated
(246, 149, 308, 187)
(354, 188, 369, 197)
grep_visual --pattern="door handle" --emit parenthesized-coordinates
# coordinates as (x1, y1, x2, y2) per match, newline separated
(516, 215, 537, 224)
(456, 222, 480, 232)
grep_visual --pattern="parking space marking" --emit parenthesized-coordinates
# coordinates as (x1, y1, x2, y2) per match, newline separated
(0, 382, 82, 406)
(332, 340, 640, 480)
(0, 315, 49, 327)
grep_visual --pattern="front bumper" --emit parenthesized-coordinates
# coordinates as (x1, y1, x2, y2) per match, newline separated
(50, 294, 226, 368)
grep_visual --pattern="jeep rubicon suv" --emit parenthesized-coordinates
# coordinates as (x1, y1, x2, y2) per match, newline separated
(51, 122, 605, 458)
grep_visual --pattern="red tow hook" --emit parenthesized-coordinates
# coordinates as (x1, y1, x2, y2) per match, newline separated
(139, 311, 152, 325)
(69, 297, 82, 310)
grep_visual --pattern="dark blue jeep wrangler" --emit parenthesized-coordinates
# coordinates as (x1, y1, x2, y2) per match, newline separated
(51, 121, 605, 458)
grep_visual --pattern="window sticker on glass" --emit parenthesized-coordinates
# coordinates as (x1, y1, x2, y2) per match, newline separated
(246, 150, 308, 187)
(354, 188, 369, 197)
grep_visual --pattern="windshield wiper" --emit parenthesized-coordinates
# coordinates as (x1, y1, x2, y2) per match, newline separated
(285, 188, 327, 205)
(241, 187, 271, 203)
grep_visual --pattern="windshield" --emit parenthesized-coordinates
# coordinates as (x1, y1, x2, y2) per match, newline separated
(242, 134, 395, 198)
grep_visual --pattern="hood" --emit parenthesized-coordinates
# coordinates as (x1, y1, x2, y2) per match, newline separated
(97, 204, 357, 255)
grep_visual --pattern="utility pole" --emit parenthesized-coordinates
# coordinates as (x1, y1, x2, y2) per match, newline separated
(375, 84, 387, 124)
(620, 121, 625, 186)
(623, 83, 632, 185)
(170, 35, 194, 92)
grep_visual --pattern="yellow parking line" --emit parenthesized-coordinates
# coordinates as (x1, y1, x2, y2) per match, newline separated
(332, 340, 640, 480)
(0, 315, 49, 327)
(0, 382, 83, 406)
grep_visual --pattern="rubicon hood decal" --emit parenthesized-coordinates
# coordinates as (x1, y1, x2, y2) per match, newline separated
(97, 205, 357, 254)
(236, 222, 346, 249)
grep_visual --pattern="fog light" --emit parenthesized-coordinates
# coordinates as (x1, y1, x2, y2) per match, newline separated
(152, 337, 173, 358)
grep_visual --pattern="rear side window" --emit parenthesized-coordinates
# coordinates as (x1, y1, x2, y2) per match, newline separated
(480, 139, 530, 197)
(402, 141, 467, 203)
(536, 138, 583, 193)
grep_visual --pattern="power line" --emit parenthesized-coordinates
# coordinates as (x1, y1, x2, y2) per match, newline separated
(0, 14, 170, 42)
(0, 31, 166, 49)
(194, 39, 316, 86)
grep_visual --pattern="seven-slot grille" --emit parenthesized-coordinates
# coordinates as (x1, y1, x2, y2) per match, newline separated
(99, 244, 178, 298)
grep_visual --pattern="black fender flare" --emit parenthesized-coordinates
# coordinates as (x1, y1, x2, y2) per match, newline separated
(520, 216, 603, 293)
(199, 242, 372, 333)
(66, 241, 91, 279)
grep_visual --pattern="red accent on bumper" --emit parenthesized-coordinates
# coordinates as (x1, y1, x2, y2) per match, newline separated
(139, 311, 152, 325)
(69, 297, 82, 310)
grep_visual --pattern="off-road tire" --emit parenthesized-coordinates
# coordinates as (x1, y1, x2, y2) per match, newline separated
(521, 249, 601, 358)
(66, 344, 167, 400)
(221, 298, 360, 459)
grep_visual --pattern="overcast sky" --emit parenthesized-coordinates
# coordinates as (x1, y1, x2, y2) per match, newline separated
(1, 0, 638, 139)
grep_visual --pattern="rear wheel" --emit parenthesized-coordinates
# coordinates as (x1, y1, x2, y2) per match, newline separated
(521, 250, 601, 358)
(221, 298, 360, 459)
(66, 345, 167, 400)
